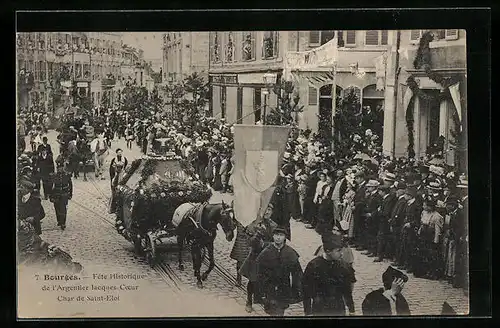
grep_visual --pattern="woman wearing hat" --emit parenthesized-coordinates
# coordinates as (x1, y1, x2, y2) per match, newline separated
(284, 174, 302, 222)
(414, 197, 444, 279)
(302, 231, 356, 316)
(315, 172, 336, 234)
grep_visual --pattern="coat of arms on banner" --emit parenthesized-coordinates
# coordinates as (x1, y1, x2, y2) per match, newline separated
(244, 150, 279, 192)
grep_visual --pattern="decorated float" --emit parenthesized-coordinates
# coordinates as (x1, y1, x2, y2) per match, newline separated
(111, 152, 212, 266)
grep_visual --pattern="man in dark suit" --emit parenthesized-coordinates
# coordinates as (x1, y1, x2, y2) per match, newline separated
(374, 184, 397, 262)
(398, 186, 422, 273)
(352, 171, 367, 249)
(362, 266, 411, 316)
(37, 136, 53, 156)
(36, 149, 55, 200)
(362, 180, 383, 257)
(270, 182, 292, 241)
(389, 182, 407, 265)
(303, 164, 319, 228)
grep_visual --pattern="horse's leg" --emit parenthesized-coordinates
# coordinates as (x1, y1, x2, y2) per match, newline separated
(177, 230, 185, 271)
(191, 246, 203, 288)
(236, 261, 242, 286)
(201, 241, 215, 281)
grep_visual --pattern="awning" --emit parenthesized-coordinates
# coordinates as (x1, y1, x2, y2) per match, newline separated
(290, 69, 335, 89)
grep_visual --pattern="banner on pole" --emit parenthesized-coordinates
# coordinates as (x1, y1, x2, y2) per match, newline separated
(232, 124, 291, 227)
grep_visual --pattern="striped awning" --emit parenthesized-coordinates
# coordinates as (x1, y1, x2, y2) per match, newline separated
(290, 69, 335, 89)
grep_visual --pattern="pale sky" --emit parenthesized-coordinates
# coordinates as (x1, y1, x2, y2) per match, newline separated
(120, 32, 163, 69)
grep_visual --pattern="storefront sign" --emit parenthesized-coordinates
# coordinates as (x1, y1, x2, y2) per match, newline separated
(237, 73, 268, 85)
(211, 75, 238, 85)
(77, 82, 89, 88)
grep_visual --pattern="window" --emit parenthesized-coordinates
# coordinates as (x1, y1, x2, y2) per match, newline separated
(410, 30, 422, 43)
(47, 62, 53, 79)
(310, 31, 335, 46)
(34, 61, 39, 81)
(309, 31, 320, 46)
(39, 61, 46, 81)
(241, 32, 256, 61)
(365, 30, 389, 46)
(445, 29, 459, 40)
(65, 34, 71, 45)
(262, 31, 278, 59)
(83, 64, 90, 79)
(308, 86, 318, 106)
(345, 30, 356, 46)
(225, 32, 235, 63)
(211, 32, 221, 63)
(18, 60, 25, 73)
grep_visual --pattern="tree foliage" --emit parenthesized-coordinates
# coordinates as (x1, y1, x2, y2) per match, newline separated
(265, 79, 303, 126)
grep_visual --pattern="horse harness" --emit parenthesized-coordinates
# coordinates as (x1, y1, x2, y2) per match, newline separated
(185, 202, 213, 239)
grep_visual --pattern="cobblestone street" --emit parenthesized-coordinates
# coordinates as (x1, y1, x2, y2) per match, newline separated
(31, 132, 469, 316)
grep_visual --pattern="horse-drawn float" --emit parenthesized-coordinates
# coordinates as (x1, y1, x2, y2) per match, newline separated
(111, 152, 236, 288)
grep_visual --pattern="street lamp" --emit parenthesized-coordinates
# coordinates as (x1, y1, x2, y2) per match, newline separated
(262, 71, 277, 125)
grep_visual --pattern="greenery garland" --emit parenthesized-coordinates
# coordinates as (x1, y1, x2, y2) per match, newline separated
(405, 31, 464, 158)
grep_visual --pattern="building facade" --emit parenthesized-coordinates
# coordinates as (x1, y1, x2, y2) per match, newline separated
(208, 31, 291, 124)
(16, 32, 123, 114)
(382, 29, 466, 167)
(162, 32, 210, 84)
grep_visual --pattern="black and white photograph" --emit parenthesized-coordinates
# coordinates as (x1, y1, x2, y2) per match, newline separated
(16, 26, 473, 317)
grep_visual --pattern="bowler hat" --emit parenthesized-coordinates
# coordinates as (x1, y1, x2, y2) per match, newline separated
(273, 226, 287, 235)
(427, 180, 443, 191)
(383, 172, 396, 182)
(321, 231, 343, 251)
(382, 266, 408, 288)
(366, 179, 380, 188)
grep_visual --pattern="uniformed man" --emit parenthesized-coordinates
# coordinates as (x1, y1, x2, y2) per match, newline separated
(49, 162, 73, 230)
(362, 180, 383, 257)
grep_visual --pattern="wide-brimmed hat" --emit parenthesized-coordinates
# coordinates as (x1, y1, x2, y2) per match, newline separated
(456, 178, 468, 189)
(366, 179, 380, 188)
(321, 231, 343, 251)
(429, 165, 445, 176)
(383, 172, 396, 182)
(427, 180, 443, 191)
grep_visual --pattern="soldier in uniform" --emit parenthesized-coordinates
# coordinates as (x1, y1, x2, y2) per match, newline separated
(49, 162, 73, 230)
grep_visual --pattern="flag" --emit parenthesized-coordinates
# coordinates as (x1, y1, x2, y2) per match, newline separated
(402, 86, 413, 112)
(232, 125, 291, 227)
(448, 83, 462, 130)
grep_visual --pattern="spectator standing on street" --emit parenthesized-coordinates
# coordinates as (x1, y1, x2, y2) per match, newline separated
(36, 149, 55, 200)
(361, 266, 411, 316)
(239, 203, 277, 313)
(255, 226, 303, 316)
(49, 162, 73, 230)
(37, 136, 53, 157)
(374, 183, 397, 262)
(302, 231, 356, 316)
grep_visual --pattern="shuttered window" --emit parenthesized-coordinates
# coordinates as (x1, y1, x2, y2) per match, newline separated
(320, 31, 335, 45)
(309, 31, 320, 45)
(308, 86, 318, 106)
(381, 30, 388, 45)
(410, 30, 422, 43)
(445, 29, 459, 40)
(345, 31, 356, 46)
(365, 30, 378, 45)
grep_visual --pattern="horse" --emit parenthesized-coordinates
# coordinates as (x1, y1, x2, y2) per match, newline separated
(174, 200, 236, 288)
(76, 138, 92, 181)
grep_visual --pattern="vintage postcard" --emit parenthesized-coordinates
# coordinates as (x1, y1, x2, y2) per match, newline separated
(17, 27, 470, 318)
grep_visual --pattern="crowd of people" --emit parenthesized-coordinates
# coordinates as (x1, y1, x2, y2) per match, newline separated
(17, 101, 468, 316)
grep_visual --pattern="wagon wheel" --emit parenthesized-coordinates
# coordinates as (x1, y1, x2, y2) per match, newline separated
(144, 233, 157, 267)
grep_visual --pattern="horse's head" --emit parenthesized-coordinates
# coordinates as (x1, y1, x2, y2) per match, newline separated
(218, 200, 236, 242)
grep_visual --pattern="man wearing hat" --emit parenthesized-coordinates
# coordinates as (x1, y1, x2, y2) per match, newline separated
(302, 231, 356, 316)
(374, 183, 397, 262)
(303, 164, 320, 228)
(351, 170, 367, 248)
(255, 226, 303, 316)
(388, 181, 407, 265)
(49, 162, 73, 230)
(361, 266, 410, 315)
(269, 181, 292, 241)
(398, 186, 422, 273)
(362, 179, 382, 256)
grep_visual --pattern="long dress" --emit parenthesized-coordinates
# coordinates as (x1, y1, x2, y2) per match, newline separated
(342, 189, 356, 238)
(285, 181, 302, 220)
